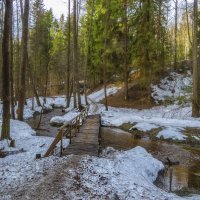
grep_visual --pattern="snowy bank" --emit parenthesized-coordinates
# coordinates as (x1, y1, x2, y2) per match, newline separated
(50, 109, 80, 126)
(77, 147, 199, 200)
(151, 71, 192, 103)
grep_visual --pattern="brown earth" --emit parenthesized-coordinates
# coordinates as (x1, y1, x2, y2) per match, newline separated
(103, 83, 158, 109)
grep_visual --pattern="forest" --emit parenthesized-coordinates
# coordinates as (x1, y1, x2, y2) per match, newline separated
(0, 0, 200, 199)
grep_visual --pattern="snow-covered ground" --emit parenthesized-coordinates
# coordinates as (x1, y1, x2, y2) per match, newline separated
(1, 143, 199, 199)
(151, 71, 192, 103)
(0, 119, 69, 199)
(85, 72, 199, 142)
(0, 96, 76, 120)
(88, 85, 121, 102)
(1, 72, 200, 199)
(76, 147, 199, 200)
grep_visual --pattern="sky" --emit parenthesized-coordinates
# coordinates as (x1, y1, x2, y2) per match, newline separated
(43, 0, 68, 19)
(43, 0, 194, 20)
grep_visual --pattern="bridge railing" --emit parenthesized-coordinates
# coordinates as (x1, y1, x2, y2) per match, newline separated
(44, 105, 89, 157)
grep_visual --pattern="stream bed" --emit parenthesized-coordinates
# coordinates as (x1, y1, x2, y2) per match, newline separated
(27, 108, 64, 137)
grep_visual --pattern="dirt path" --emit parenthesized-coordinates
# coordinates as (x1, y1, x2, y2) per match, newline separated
(6, 156, 82, 200)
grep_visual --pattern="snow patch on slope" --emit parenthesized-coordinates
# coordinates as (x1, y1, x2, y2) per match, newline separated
(157, 127, 187, 141)
(151, 72, 192, 102)
(131, 122, 159, 132)
(88, 86, 121, 102)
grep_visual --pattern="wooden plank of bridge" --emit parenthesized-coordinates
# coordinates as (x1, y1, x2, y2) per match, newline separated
(62, 114, 101, 156)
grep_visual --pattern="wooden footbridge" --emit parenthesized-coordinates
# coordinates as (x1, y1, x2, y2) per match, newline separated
(44, 106, 101, 157)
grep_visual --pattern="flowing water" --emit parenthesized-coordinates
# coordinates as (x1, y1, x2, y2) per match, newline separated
(101, 127, 200, 195)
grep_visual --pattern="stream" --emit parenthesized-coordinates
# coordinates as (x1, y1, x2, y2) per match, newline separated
(27, 109, 200, 196)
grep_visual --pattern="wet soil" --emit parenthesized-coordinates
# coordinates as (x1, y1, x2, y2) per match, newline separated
(103, 84, 158, 109)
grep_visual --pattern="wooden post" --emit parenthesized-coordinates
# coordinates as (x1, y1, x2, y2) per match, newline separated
(169, 167, 173, 192)
(70, 125, 72, 144)
(60, 131, 63, 156)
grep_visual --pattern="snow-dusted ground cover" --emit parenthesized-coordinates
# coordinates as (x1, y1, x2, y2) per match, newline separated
(1, 145, 199, 199)
(0, 119, 70, 199)
(75, 147, 199, 200)
(157, 127, 187, 141)
(1, 71, 200, 199)
(130, 122, 159, 132)
(0, 119, 69, 157)
(151, 71, 192, 103)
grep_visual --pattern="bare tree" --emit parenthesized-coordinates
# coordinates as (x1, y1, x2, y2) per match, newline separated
(1, 0, 12, 140)
(17, 0, 29, 121)
(124, 0, 129, 101)
(192, 0, 200, 117)
(10, 0, 15, 119)
(66, 0, 71, 108)
(174, 0, 178, 70)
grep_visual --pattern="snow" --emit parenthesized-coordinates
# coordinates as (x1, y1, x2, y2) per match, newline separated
(0, 119, 69, 155)
(0, 96, 71, 120)
(130, 122, 159, 132)
(88, 85, 121, 102)
(1, 145, 199, 199)
(77, 147, 199, 200)
(157, 127, 187, 141)
(192, 136, 200, 141)
(151, 72, 192, 102)
(0, 72, 200, 199)
(99, 105, 200, 128)
(49, 85, 121, 126)
(0, 119, 70, 199)
(50, 109, 80, 126)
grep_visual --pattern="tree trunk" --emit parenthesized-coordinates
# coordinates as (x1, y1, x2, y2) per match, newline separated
(174, 0, 178, 70)
(17, 0, 29, 121)
(73, 0, 77, 108)
(66, 0, 71, 108)
(84, 0, 95, 106)
(185, 0, 192, 47)
(124, 0, 129, 101)
(192, 0, 200, 117)
(76, 0, 81, 107)
(28, 62, 41, 107)
(1, 0, 12, 140)
(103, 0, 110, 111)
(10, 1, 15, 119)
(15, 0, 20, 104)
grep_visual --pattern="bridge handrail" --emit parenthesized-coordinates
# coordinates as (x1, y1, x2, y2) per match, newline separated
(44, 105, 90, 157)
